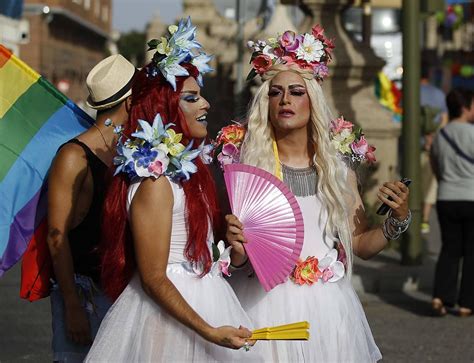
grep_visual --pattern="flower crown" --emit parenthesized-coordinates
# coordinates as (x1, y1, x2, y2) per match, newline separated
(246, 25, 335, 82)
(109, 113, 213, 181)
(146, 17, 213, 91)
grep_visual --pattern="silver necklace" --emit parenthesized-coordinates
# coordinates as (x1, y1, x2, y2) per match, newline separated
(281, 163, 318, 197)
(93, 124, 113, 152)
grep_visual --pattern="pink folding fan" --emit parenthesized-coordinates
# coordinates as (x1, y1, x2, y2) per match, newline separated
(224, 164, 304, 292)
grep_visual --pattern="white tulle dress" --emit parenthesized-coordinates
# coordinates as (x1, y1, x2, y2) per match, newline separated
(230, 193, 382, 362)
(86, 177, 264, 362)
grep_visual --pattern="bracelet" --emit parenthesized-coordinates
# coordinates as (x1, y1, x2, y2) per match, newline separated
(388, 209, 412, 228)
(382, 217, 401, 240)
(230, 257, 249, 270)
(382, 209, 412, 240)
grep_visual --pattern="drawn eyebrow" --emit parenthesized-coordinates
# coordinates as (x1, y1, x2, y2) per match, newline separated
(270, 84, 306, 90)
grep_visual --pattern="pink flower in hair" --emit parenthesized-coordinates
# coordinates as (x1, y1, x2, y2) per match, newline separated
(280, 31, 300, 52)
(350, 135, 369, 156)
(366, 145, 377, 163)
(330, 116, 353, 134)
(325, 38, 335, 52)
(311, 24, 325, 40)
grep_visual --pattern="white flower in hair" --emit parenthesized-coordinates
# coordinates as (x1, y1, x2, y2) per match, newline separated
(191, 53, 213, 86)
(157, 51, 190, 91)
(296, 34, 325, 63)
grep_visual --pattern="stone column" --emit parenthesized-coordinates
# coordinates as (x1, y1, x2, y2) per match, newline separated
(289, 0, 400, 206)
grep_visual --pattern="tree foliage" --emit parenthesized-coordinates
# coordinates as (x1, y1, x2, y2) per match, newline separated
(117, 31, 146, 67)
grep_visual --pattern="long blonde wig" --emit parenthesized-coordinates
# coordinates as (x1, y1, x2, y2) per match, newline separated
(240, 64, 354, 276)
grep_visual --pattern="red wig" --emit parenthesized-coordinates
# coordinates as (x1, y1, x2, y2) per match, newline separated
(101, 63, 220, 300)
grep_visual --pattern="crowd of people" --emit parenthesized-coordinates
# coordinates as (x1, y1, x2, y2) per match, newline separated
(37, 16, 472, 363)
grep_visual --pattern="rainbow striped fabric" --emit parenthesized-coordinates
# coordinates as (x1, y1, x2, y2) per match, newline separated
(0, 45, 93, 276)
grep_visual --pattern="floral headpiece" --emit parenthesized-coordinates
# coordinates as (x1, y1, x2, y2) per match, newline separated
(246, 25, 335, 82)
(109, 113, 213, 181)
(146, 17, 213, 91)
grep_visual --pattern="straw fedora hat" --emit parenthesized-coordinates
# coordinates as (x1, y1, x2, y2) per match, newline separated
(86, 54, 137, 110)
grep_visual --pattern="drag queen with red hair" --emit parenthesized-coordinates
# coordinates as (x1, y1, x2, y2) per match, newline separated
(85, 19, 262, 362)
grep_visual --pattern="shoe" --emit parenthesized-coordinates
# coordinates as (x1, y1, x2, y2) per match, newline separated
(458, 307, 472, 317)
(432, 298, 447, 316)
(421, 222, 430, 234)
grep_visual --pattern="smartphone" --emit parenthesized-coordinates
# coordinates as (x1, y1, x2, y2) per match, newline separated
(376, 177, 412, 215)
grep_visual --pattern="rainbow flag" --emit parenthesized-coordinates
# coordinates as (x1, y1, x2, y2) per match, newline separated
(0, 44, 93, 276)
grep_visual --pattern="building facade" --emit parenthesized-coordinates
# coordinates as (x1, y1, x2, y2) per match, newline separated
(19, 0, 112, 105)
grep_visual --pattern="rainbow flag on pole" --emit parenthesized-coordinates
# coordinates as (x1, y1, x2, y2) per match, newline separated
(0, 44, 93, 277)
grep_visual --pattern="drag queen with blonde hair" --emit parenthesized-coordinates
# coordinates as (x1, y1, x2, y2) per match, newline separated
(225, 26, 411, 362)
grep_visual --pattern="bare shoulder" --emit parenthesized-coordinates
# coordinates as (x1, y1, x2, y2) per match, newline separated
(50, 142, 88, 179)
(132, 177, 174, 212)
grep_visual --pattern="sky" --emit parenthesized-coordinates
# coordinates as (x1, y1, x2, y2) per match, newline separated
(112, 0, 265, 33)
(113, 0, 182, 32)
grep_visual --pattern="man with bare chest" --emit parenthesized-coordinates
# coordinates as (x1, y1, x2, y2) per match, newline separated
(46, 55, 136, 362)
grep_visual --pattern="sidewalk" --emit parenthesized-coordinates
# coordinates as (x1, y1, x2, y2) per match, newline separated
(353, 208, 442, 298)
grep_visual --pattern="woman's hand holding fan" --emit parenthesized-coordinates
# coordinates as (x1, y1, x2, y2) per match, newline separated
(225, 214, 248, 266)
(224, 164, 304, 292)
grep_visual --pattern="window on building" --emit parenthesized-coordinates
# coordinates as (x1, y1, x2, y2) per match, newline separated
(72, 0, 82, 4)
(102, 5, 109, 22)
(84, 0, 91, 10)
(95, 0, 101, 17)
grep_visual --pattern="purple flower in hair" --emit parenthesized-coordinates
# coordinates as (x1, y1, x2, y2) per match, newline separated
(279, 31, 300, 52)
(313, 63, 329, 79)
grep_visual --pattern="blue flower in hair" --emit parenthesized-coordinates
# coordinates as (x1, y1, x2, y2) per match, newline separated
(169, 17, 202, 53)
(147, 17, 213, 90)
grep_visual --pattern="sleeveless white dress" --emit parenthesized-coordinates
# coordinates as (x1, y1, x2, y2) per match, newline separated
(230, 194, 382, 362)
(86, 177, 264, 362)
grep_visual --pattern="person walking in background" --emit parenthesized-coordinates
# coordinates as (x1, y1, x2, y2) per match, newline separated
(420, 62, 448, 234)
(431, 88, 474, 317)
(46, 54, 135, 362)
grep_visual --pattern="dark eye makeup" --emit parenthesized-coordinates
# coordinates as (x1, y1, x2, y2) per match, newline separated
(180, 94, 200, 103)
(268, 87, 306, 97)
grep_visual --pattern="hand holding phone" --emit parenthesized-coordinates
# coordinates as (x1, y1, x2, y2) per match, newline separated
(376, 178, 412, 215)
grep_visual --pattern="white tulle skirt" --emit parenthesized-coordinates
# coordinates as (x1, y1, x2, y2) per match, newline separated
(230, 272, 382, 363)
(85, 263, 264, 362)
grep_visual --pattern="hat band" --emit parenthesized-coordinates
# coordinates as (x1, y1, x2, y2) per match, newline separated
(91, 68, 138, 107)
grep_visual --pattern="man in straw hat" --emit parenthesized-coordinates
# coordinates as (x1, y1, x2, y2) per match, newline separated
(46, 54, 136, 362)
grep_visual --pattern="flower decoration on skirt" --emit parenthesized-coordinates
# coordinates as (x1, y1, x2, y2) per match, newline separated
(109, 113, 212, 181)
(291, 256, 322, 286)
(211, 240, 232, 277)
(291, 246, 346, 286)
(246, 25, 335, 81)
(330, 116, 376, 165)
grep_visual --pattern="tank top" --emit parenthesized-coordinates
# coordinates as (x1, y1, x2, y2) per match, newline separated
(61, 139, 108, 283)
(126, 177, 214, 265)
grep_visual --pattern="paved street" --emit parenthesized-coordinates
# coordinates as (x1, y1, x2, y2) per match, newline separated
(1, 211, 473, 362)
